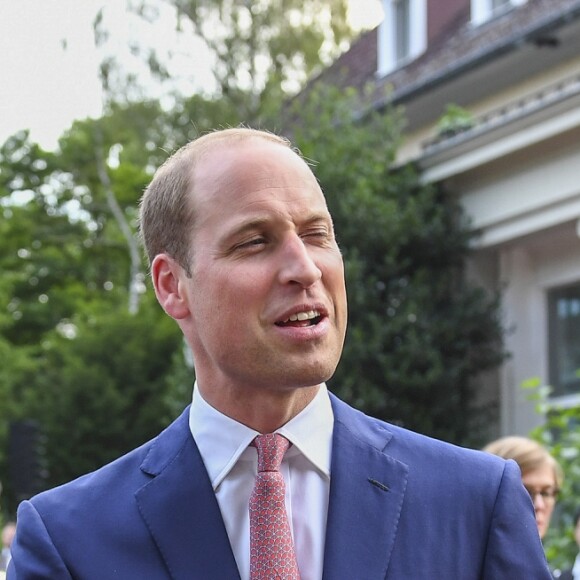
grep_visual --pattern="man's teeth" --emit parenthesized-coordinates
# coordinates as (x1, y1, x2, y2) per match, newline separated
(285, 310, 319, 323)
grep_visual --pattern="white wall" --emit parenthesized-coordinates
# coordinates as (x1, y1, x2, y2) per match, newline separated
(445, 117, 580, 435)
(497, 225, 580, 434)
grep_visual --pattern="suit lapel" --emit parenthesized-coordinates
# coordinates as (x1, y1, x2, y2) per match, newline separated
(323, 395, 408, 580)
(133, 398, 408, 579)
(135, 410, 240, 580)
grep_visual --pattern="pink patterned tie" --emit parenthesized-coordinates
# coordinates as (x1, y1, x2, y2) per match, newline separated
(249, 433, 300, 580)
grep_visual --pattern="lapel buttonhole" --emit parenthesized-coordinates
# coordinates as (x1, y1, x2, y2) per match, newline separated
(368, 478, 390, 492)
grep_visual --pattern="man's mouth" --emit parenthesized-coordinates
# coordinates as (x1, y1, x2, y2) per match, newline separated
(276, 310, 322, 327)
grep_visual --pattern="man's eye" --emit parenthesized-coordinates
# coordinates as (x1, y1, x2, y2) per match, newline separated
(238, 237, 266, 249)
(303, 229, 330, 241)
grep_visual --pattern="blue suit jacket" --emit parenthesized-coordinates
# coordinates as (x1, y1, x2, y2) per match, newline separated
(8, 394, 551, 579)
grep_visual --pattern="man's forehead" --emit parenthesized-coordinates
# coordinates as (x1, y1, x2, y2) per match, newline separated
(195, 138, 308, 173)
(193, 141, 318, 199)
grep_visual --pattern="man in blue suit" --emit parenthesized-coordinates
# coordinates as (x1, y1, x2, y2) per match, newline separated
(9, 128, 551, 579)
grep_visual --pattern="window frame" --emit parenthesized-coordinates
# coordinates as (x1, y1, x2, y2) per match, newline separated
(377, 0, 427, 76)
(547, 281, 580, 399)
(470, 0, 527, 26)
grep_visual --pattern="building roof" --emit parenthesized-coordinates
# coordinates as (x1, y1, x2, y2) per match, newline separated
(314, 0, 580, 113)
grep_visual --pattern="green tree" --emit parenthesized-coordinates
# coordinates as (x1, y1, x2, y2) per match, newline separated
(96, 0, 355, 122)
(290, 85, 505, 445)
(0, 1, 362, 518)
(0, 124, 188, 516)
(0, 133, 101, 345)
(0, 132, 97, 514)
(18, 298, 183, 488)
(171, 0, 352, 118)
(0, 23, 506, 519)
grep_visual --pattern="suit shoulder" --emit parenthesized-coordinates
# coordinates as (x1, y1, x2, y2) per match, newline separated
(29, 406, 191, 514)
(330, 392, 508, 476)
(385, 419, 507, 471)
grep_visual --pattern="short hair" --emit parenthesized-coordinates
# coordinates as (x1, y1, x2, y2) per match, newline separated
(138, 127, 292, 274)
(483, 436, 564, 489)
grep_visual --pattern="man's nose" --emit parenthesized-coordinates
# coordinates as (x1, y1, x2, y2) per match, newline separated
(278, 235, 322, 287)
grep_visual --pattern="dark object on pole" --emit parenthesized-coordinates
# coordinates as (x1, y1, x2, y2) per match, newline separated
(8, 420, 49, 502)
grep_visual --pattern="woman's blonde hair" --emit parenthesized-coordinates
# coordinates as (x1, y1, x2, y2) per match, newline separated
(483, 435, 563, 488)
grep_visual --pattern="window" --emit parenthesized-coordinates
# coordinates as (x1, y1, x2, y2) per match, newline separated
(491, 0, 510, 10)
(394, 0, 411, 63)
(548, 282, 580, 398)
(470, 0, 527, 26)
(377, 0, 426, 76)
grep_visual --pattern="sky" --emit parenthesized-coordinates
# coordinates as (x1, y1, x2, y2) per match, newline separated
(0, 0, 383, 151)
(0, 1, 104, 150)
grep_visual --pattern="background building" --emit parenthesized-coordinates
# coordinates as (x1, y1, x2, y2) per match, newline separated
(316, 0, 580, 436)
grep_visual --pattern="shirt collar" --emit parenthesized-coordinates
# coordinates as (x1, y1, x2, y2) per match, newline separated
(189, 382, 334, 490)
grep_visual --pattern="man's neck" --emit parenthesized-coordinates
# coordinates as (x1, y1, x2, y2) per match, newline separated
(197, 381, 321, 433)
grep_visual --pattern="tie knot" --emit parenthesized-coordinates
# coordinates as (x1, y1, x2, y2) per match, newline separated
(253, 433, 290, 472)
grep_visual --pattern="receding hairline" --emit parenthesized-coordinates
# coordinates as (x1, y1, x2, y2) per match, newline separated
(191, 126, 293, 151)
(164, 127, 295, 176)
(138, 127, 303, 271)
(145, 128, 299, 208)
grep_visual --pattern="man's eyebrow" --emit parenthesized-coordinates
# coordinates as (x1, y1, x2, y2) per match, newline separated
(300, 212, 336, 235)
(220, 210, 334, 246)
(226, 217, 271, 238)
(217, 217, 271, 248)
(302, 212, 333, 225)
(230, 211, 330, 232)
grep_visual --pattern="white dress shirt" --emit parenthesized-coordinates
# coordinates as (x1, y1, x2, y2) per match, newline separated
(189, 383, 334, 580)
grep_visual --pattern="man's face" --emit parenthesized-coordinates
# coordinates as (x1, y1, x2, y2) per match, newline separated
(178, 140, 347, 396)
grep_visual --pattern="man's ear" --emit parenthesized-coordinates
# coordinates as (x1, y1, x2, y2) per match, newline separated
(151, 253, 190, 320)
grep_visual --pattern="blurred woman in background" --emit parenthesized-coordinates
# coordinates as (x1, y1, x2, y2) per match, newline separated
(483, 436, 563, 540)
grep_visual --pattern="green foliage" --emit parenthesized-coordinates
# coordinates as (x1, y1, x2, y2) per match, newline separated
(0, 1, 358, 520)
(0, 1, 356, 516)
(0, 123, 189, 518)
(18, 300, 183, 487)
(524, 379, 580, 571)
(125, 0, 355, 120)
(1, 24, 505, 522)
(164, 93, 243, 144)
(290, 85, 505, 445)
(436, 104, 475, 137)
